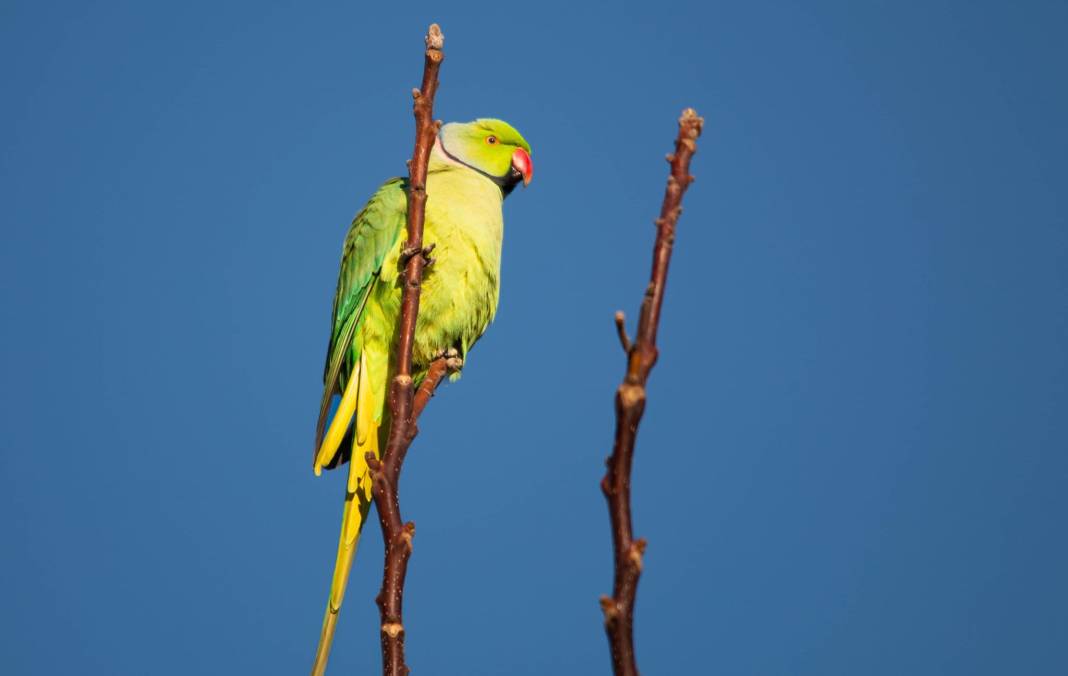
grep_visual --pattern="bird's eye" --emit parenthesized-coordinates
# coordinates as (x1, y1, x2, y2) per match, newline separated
(486, 135, 498, 145)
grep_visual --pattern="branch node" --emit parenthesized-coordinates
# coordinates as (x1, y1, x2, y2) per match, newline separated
(381, 623, 405, 639)
(629, 539, 647, 571)
(401, 522, 416, 546)
(618, 383, 645, 409)
(366, 452, 382, 473)
(599, 595, 619, 622)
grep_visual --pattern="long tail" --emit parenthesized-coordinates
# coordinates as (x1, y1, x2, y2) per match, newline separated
(310, 351, 380, 676)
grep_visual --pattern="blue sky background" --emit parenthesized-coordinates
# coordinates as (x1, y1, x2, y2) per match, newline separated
(2, 1, 1066, 674)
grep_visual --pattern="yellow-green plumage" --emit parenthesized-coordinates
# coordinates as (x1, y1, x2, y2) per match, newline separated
(310, 119, 531, 675)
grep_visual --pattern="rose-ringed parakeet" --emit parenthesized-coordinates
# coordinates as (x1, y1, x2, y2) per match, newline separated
(310, 119, 533, 673)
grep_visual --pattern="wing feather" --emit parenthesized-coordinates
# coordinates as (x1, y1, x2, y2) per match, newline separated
(313, 178, 407, 465)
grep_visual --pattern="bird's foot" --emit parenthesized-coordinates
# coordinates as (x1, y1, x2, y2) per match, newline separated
(401, 242, 436, 268)
(433, 347, 464, 374)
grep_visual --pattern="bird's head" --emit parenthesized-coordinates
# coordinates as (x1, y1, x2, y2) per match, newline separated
(437, 119, 533, 196)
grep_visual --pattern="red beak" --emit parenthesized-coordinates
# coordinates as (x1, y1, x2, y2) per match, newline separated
(511, 147, 533, 186)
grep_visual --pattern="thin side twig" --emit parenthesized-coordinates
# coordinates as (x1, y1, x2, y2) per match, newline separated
(366, 23, 444, 676)
(600, 108, 704, 676)
(412, 357, 449, 420)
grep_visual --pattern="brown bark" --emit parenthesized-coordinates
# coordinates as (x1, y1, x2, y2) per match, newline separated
(600, 108, 704, 676)
(412, 357, 448, 421)
(366, 24, 445, 676)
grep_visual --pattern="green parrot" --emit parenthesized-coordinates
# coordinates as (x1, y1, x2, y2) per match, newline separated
(309, 118, 533, 674)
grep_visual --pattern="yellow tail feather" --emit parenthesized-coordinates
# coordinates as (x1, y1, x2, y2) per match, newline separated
(314, 354, 362, 475)
(310, 351, 380, 676)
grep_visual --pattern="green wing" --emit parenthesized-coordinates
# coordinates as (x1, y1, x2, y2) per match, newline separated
(314, 178, 407, 462)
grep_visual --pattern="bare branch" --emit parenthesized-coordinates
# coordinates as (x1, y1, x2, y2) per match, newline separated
(413, 357, 449, 420)
(601, 108, 704, 676)
(370, 23, 445, 676)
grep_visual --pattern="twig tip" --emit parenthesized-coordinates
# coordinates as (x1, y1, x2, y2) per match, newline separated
(426, 24, 444, 50)
(678, 107, 704, 137)
(613, 311, 632, 353)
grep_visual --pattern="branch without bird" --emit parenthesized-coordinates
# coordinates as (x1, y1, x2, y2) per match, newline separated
(600, 108, 704, 676)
